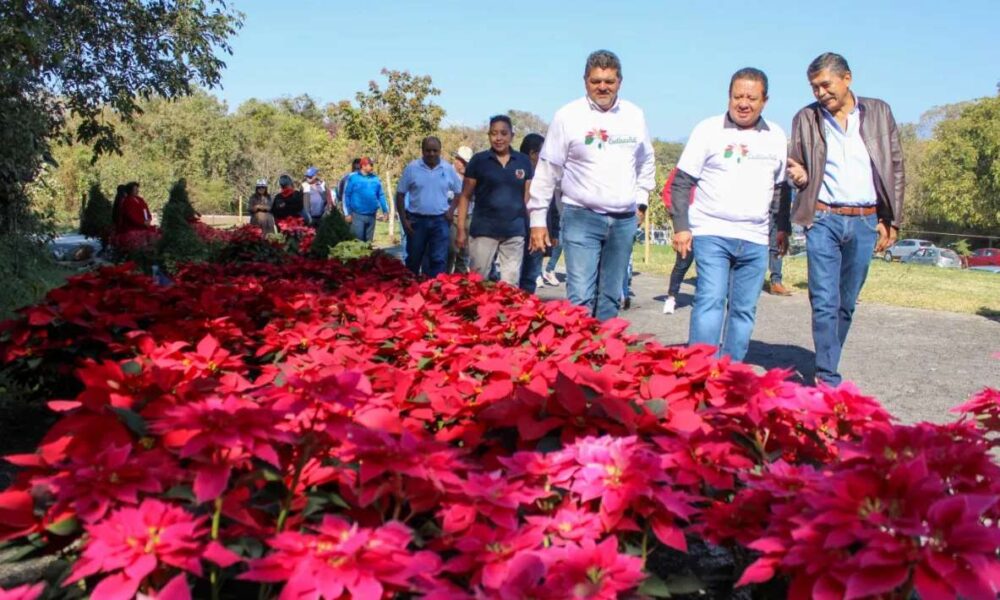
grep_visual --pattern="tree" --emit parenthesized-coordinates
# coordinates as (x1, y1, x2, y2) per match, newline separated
(647, 141, 685, 230)
(79, 183, 112, 242)
(920, 96, 1000, 232)
(507, 110, 549, 136)
(337, 69, 445, 240)
(0, 0, 243, 233)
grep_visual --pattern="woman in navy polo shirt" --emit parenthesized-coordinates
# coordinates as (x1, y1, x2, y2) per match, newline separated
(455, 115, 534, 285)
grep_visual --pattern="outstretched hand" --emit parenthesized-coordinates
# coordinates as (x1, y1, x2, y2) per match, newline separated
(672, 230, 692, 259)
(786, 158, 808, 189)
(875, 221, 897, 253)
(529, 226, 551, 253)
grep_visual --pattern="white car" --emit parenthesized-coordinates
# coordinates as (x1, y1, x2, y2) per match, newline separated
(883, 239, 933, 262)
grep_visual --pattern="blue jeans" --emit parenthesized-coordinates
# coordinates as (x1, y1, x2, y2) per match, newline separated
(398, 216, 408, 262)
(768, 220, 783, 284)
(404, 212, 449, 277)
(545, 244, 563, 272)
(806, 212, 878, 386)
(689, 235, 768, 361)
(668, 251, 695, 296)
(622, 256, 633, 301)
(561, 205, 637, 321)
(350, 213, 376, 242)
(519, 247, 544, 293)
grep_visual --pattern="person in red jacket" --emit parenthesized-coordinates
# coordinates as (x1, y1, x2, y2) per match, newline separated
(662, 168, 695, 314)
(115, 181, 152, 234)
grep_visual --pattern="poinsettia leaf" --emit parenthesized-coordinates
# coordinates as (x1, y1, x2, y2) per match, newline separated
(417, 357, 433, 370)
(120, 360, 142, 375)
(45, 516, 78, 536)
(535, 435, 562, 454)
(645, 399, 667, 417)
(109, 406, 147, 437)
(638, 574, 674, 597)
(163, 485, 196, 502)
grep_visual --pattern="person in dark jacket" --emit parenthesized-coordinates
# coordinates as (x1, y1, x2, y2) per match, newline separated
(517, 133, 559, 293)
(272, 174, 306, 225)
(786, 52, 905, 386)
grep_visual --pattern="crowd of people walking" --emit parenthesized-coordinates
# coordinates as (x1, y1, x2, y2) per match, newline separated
(237, 49, 904, 387)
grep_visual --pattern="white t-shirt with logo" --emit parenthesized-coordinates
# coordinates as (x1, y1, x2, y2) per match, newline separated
(677, 114, 787, 245)
(527, 96, 655, 226)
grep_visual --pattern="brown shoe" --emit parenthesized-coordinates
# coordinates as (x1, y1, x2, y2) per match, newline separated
(767, 281, 793, 296)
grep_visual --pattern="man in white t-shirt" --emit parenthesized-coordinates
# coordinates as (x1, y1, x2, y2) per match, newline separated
(527, 49, 656, 321)
(670, 67, 791, 360)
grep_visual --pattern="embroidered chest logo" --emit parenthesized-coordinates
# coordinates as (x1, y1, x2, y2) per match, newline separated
(723, 144, 749, 163)
(585, 128, 609, 148)
(514, 169, 526, 180)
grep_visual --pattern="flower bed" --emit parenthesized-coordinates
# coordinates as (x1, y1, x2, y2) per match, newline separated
(0, 254, 998, 599)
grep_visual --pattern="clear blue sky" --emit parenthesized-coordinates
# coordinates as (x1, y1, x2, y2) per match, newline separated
(218, 0, 999, 140)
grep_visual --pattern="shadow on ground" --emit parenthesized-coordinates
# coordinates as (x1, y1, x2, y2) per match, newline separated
(744, 340, 815, 383)
(977, 307, 1000, 323)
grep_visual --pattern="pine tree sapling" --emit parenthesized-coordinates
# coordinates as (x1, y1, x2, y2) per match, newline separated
(310, 210, 355, 258)
(158, 179, 207, 270)
(79, 184, 113, 242)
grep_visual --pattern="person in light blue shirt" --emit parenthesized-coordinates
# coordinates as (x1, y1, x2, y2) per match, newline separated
(395, 136, 462, 277)
(343, 157, 388, 242)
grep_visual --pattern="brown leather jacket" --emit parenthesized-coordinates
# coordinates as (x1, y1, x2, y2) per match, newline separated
(788, 96, 905, 228)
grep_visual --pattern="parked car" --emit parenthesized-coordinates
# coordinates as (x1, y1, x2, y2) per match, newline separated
(966, 247, 1000, 267)
(882, 239, 933, 262)
(901, 247, 962, 268)
(969, 265, 1000, 274)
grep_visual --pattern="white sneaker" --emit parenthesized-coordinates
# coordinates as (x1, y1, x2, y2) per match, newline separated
(542, 270, 560, 286)
(662, 296, 676, 315)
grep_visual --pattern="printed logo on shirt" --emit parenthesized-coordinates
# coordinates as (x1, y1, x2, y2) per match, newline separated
(584, 128, 609, 148)
(514, 169, 526, 180)
(723, 144, 749, 163)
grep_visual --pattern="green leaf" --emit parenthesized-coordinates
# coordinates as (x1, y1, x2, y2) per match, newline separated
(638, 574, 673, 598)
(45, 516, 79, 537)
(645, 399, 667, 417)
(409, 393, 430, 404)
(121, 360, 142, 375)
(109, 406, 147, 437)
(416, 357, 433, 370)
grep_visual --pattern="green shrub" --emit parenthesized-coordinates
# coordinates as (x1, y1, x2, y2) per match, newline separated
(951, 238, 972, 257)
(157, 179, 206, 270)
(79, 183, 113, 241)
(329, 239, 373, 261)
(0, 233, 69, 320)
(309, 210, 355, 258)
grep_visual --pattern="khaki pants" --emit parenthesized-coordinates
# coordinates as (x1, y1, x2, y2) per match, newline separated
(468, 236, 524, 285)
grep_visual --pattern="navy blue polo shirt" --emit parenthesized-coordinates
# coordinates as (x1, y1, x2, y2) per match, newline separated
(466, 150, 534, 238)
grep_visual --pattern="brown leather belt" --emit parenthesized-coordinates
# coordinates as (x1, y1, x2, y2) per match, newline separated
(816, 201, 877, 217)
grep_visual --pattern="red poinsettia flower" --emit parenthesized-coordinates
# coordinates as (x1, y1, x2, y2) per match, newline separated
(0, 583, 45, 600)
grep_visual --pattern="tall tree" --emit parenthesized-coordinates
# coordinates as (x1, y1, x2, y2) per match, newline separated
(0, 0, 243, 232)
(920, 96, 1000, 232)
(336, 69, 444, 238)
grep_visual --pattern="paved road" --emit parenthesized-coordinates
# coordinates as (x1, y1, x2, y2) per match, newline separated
(536, 269, 1000, 424)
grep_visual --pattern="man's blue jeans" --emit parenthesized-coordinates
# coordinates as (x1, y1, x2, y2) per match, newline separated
(519, 248, 544, 293)
(404, 212, 449, 277)
(689, 235, 768, 361)
(806, 211, 879, 386)
(561, 205, 637, 321)
(350, 213, 376, 242)
(768, 220, 784, 284)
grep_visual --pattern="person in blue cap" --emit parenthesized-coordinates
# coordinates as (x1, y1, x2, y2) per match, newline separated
(302, 166, 334, 227)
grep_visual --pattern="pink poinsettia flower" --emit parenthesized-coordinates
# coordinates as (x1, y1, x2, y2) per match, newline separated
(545, 538, 645, 599)
(40, 444, 179, 522)
(65, 499, 206, 600)
(240, 515, 435, 600)
(0, 583, 45, 600)
(566, 436, 662, 529)
(526, 501, 604, 545)
(150, 394, 292, 502)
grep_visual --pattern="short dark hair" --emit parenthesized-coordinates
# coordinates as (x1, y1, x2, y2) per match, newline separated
(519, 133, 544, 155)
(489, 114, 513, 133)
(351, 158, 361, 170)
(730, 67, 769, 98)
(125, 181, 140, 195)
(421, 136, 442, 149)
(807, 53, 851, 78)
(584, 49, 622, 79)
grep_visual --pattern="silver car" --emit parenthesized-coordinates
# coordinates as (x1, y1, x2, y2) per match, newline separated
(883, 239, 933, 262)
(902, 247, 962, 268)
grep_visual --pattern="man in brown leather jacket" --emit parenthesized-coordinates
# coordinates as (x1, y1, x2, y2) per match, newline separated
(786, 52, 905, 386)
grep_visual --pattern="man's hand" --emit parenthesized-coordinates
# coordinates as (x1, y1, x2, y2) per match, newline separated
(637, 208, 646, 223)
(776, 231, 789, 257)
(377, 213, 387, 222)
(875, 221, 897, 253)
(344, 215, 353, 224)
(401, 217, 414, 236)
(786, 158, 808, 189)
(672, 230, 692, 259)
(529, 226, 551, 253)
(445, 207, 455, 224)
(456, 228, 468, 249)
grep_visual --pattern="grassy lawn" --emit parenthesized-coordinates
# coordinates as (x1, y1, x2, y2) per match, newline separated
(632, 243, 1000, 317)
(370, 222, 998, 317)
